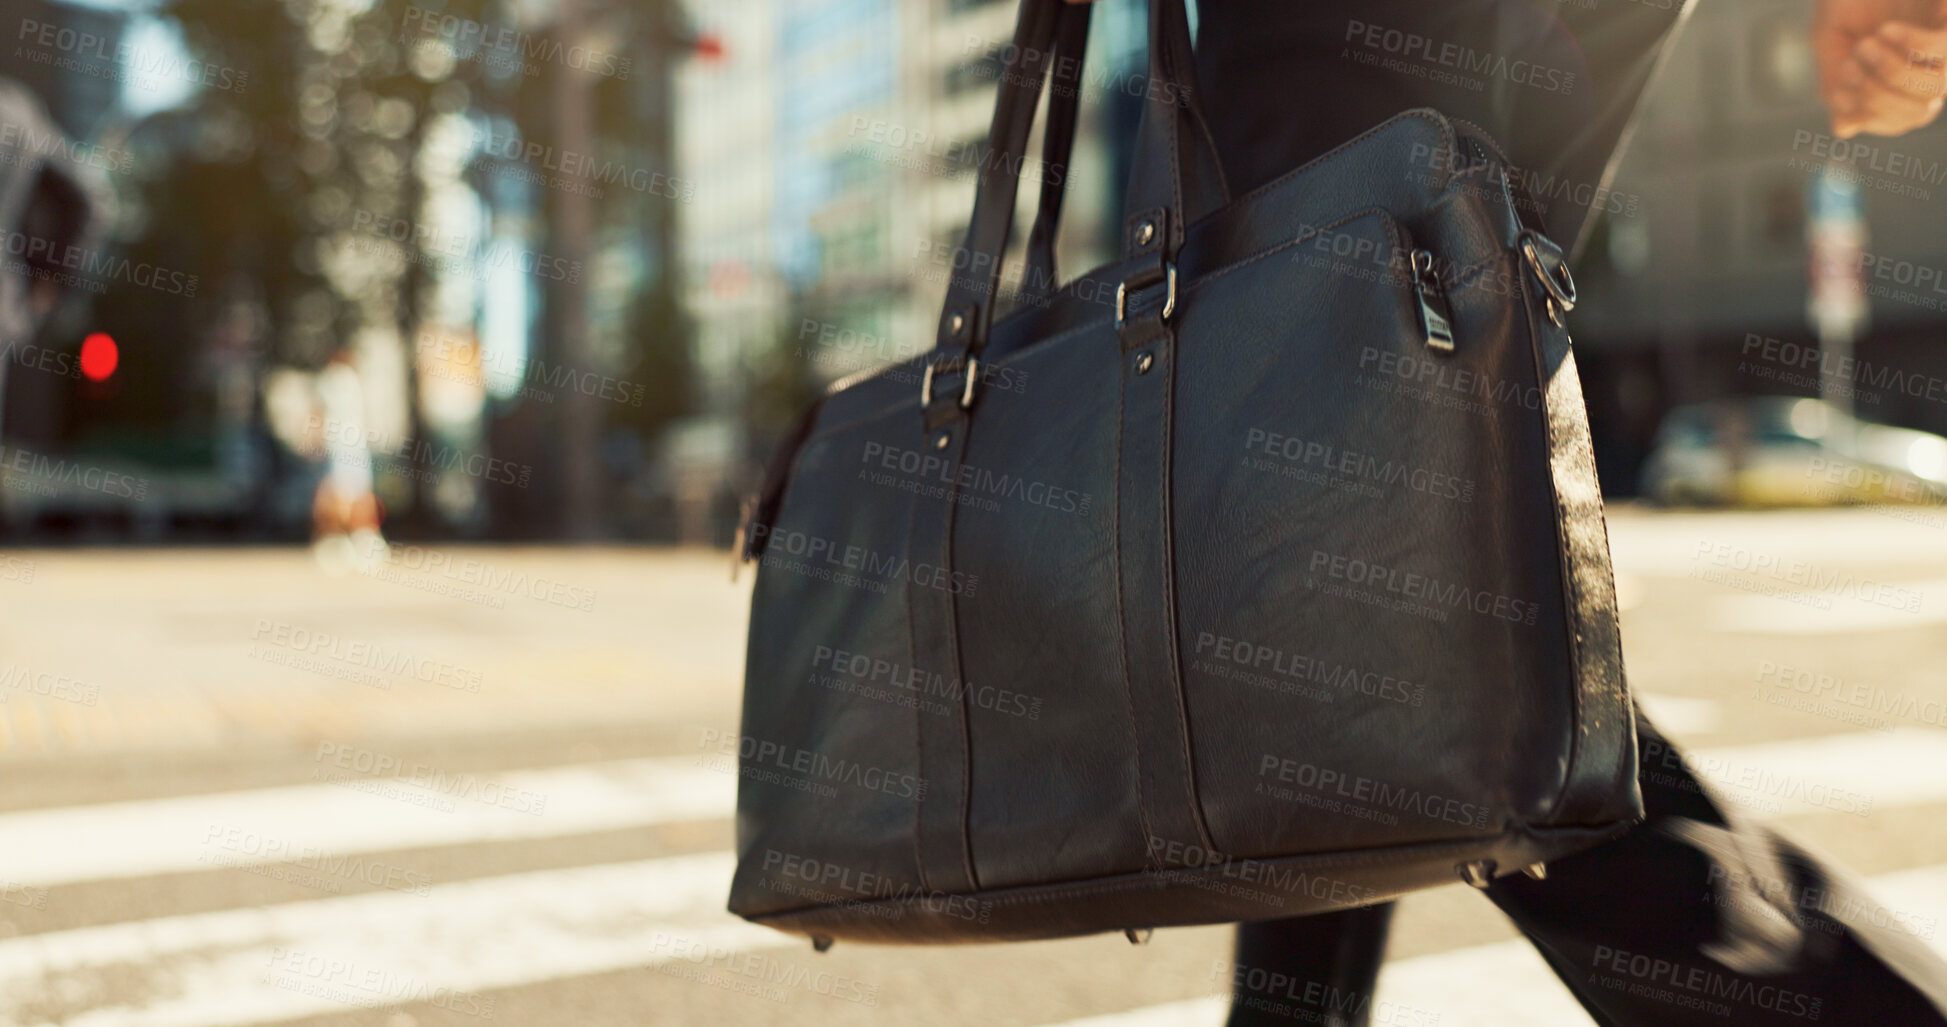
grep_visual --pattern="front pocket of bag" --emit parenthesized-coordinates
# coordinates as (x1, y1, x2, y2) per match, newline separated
(1170, 209, 1536, 870)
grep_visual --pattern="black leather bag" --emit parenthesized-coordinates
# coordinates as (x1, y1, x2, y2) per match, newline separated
(729, 0, 1641, 945)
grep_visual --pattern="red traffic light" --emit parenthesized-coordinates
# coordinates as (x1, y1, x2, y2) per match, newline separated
(79, 333, 118, 382)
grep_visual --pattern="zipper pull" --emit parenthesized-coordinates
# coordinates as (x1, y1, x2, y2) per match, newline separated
(1410, 248, 1456, 353)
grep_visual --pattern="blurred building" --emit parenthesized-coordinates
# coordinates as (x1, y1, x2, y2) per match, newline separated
(1573, 0, 1947, 490)
(673, 0, 1143, 542)
(6, 0, 127, 140)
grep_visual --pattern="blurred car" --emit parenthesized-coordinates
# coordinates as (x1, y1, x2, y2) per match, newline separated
(1641, 397, 1947, 507)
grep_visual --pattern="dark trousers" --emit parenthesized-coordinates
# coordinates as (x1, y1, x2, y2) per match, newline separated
(1224, 713, 1947, 1026)
(1193, 0, 1701, 260)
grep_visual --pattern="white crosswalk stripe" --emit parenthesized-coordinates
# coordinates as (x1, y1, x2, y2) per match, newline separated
(1048, 997, 1227, 1026)
(6, 726, 1943, 891)
(1603, 512, 1947, 636)
(1685, 728, 1947, 814)
(1709, 582, 1947, 635)
(0, 853, 801, 1027)
(0, 755, 734, 888)
(1632, 692, 1721, 734)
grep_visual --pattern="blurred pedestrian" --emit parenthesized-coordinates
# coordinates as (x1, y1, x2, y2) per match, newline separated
(311, 349, 383, 571)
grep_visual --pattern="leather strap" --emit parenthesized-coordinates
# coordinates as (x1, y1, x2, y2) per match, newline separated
(1104, 2, 1223, 867)
(1019, 1, 1090, 307)
(907, 422, 980, 894)
(1528, 292, 1639, 825)
(1120, 0, 1228, 258)
(1114, 294, 1214, 863)
(932, 0, 1068, 359)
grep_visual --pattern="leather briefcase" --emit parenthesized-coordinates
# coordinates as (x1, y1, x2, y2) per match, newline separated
(728, 0, 1642, 946)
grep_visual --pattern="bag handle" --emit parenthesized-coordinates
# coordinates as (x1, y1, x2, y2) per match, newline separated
(925, 0, 1227, 421)
(1121, 0, 1228, 256)
(1018, 0, 1091, 307)
(927, 0, 1073, 378)
(1115, 0, 1227, 356)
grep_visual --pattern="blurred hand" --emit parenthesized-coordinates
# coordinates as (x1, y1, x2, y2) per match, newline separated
(1817, 0, 1947, 138)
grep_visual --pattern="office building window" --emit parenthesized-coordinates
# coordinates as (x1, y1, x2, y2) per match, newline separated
(1754, 16, 1815, 99)
(1762, 180, 1805, 246)
(946, 52, 1003, 96)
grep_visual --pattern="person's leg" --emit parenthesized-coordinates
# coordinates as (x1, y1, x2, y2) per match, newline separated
(1488, 711, 1947, 1025)
(1224, 903, 1395, 1027)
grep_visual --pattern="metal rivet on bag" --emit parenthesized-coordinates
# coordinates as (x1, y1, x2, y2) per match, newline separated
(1457, 860, 1495, 889)
(1135, 220, 1155, 246)
(1523, 862, 1548, 881)
(934, 432, 951, 450)
(948, 312, 965, 335)
(1134, 351, 1154, 375)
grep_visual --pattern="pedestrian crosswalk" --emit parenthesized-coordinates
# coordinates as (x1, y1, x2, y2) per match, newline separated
(2, 726, 1945, 1026)
(0, 855, 782, 1027)
(0, 756, 734, 888)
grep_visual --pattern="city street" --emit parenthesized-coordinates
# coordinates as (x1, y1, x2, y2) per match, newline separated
(2, 505, 1946, 1026)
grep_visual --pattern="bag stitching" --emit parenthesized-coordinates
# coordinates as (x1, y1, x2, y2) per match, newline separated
(904, 481, 937, 896)
(1110, 329, 1159, 867)
(743, 829, 1595, 923)
(940, 433, 980, 889)
(1154, 336, 1215, 853)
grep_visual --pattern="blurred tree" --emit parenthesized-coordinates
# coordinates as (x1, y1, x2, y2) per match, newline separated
(148, 0, 696, 538)
(617, 279, 693, 441)
(743, 312, 819, 447)
(159, 0, 499, 532)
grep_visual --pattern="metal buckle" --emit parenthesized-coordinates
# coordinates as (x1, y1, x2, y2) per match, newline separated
(919, 354, 979, 412)
(1519, 232, 1577, 326)
(1115, 263, 1176, 330)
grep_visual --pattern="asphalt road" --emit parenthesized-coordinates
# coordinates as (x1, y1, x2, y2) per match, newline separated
(1, 505, 1945, 1026)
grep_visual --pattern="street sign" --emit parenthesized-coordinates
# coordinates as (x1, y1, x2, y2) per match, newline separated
(1806, 167, 1867, 347)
